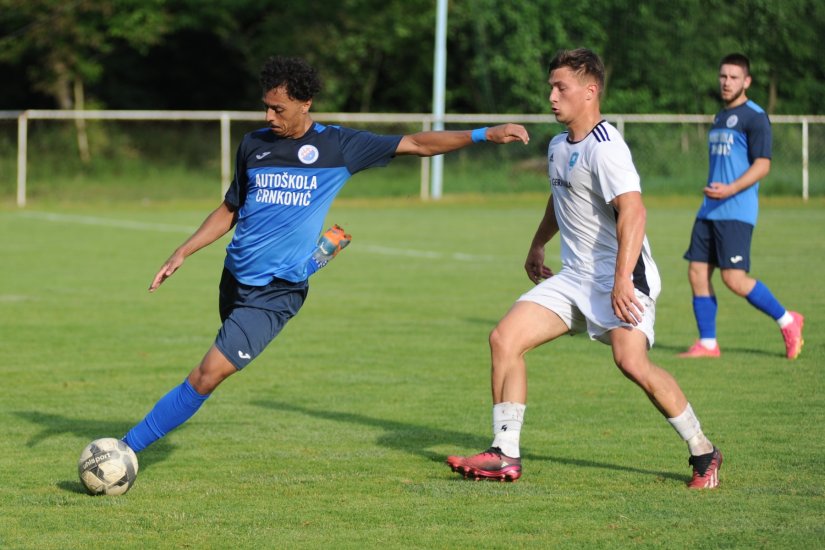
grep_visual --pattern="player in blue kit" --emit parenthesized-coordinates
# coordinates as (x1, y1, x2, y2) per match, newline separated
(122, 56, 530, 454)
(679, 53, 804, 360)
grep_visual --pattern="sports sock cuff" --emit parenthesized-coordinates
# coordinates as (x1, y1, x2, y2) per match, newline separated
(667, 403, 702, 441)
(746, 280, 786, 320)
(493, 402, 526, 424)
(692, 296, 717, 339)
(123, 379, 210, 453)
(492, 403, 525, 458)
(182, 378, 211, 402)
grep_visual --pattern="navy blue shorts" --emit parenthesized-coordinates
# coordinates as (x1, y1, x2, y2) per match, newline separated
(683, 219, 753, 271)
(215, 268, 308, 370)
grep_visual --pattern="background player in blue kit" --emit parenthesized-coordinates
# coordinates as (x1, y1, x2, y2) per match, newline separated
(679, 53, 804, 360)
(122, 56, 530, 455)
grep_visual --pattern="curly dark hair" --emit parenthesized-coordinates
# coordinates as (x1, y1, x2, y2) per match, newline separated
(259, 56, 322, 101)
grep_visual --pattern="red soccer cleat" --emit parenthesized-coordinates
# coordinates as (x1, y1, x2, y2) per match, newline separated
(687, 447, 723, 489)
(446, 447, 522, 482)
(781, 311, 805, 360)
(678, 340, 721, 358)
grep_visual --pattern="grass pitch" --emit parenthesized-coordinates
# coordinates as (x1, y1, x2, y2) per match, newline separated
(1, 195, 823, 548)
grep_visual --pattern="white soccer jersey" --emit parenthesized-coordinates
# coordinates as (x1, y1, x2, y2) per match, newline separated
(547, 120, 660, 299)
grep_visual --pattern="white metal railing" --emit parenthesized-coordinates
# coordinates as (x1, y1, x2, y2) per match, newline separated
(4, 110, 824, 206)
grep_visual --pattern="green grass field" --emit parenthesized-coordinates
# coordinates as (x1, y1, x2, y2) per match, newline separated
(1, 195, 823, 548)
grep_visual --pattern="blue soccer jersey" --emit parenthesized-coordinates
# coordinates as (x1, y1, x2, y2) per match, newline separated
(223, 123, 402, 285)
(696, 100, 771, 225)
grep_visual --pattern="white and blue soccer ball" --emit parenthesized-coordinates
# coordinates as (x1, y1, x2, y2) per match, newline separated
(77, 438, 139, 496)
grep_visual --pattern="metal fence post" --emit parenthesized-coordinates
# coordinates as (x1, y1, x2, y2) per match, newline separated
(802, 118, 809, 201)
(221, 112, 231, 198)
(17, 111, 27, 208)
(420, 117, 431, 200)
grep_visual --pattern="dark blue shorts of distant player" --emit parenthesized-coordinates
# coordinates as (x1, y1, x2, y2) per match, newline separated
(684, 219, 754, 271)
(215, 267, 308, 370)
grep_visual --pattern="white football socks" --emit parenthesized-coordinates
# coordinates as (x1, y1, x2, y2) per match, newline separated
(667, 403, 714, 456)
(491, 402, 526, 458)
(777, 311, 793, 328)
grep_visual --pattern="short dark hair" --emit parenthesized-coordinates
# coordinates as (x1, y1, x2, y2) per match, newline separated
(719, 53, 750, 76)
(259, 56, 322, 101)
(548, 48, 605, 91)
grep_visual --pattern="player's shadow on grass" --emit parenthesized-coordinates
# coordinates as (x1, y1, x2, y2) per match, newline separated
(14, 410, 177, 492)
(254, 400, 685, 483)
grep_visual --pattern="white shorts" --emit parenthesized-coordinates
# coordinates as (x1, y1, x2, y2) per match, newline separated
(516, 268, 656, 347)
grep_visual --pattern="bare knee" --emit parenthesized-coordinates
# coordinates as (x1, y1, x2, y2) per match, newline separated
(616, 356, 687, 416)
(489, 325, 503, 353)
(720, 269, 755, 297)
(612, 348, 654, 390)
(187, 347, 238, 394)
(489, 324, 523, 361)
(615, 356, 643, 383)
(188, 369, 227, 394)
(687, 262, 713, 295)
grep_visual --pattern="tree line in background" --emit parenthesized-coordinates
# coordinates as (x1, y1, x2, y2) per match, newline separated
(1, 0, 824, 115)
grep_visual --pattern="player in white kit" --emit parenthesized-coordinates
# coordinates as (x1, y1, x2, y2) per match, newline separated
(447, 48, 723, 489)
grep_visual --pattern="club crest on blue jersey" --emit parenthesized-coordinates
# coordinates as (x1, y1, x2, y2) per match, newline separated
(298, 145, 319, 164)
(726, 115, 738, 128)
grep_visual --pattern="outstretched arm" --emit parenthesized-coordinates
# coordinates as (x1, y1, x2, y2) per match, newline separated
(524, 194, 559, 284)
(395, 123, 529, 157)
(148, 201, 237, 292)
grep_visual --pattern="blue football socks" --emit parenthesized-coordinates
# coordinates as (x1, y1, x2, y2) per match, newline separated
(746, 280, 786, 320)
(692, 295, 718, 339)
(123, 379, 210, 452)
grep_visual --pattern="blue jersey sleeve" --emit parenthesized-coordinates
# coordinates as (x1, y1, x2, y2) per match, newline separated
(224, 138, 250, 209)
(337, 127, 403, 174)
(746, 110, 772, 162)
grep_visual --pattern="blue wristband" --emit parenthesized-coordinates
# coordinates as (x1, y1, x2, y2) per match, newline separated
(471, 127, 488, 143)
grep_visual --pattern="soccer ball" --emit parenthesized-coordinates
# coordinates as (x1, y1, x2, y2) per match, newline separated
(77, 438, 139, 496)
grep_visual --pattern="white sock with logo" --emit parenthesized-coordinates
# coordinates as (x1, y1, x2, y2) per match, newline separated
(490, 402, 526, 458)
(667, 403, 714, 456)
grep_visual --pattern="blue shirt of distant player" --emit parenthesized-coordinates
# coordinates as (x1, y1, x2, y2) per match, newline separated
(223, 122, 402, 285)
(696, 100, 771, 225)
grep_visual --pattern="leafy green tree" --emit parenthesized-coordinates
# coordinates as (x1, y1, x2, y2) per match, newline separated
(241, 0, 434, 112)
(448, 0, 551, 113)
(718, 0, 825, 114)
(1, 0, 823, 115)
(0, 0, 172, 109)
(0, 0, 174, 162)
